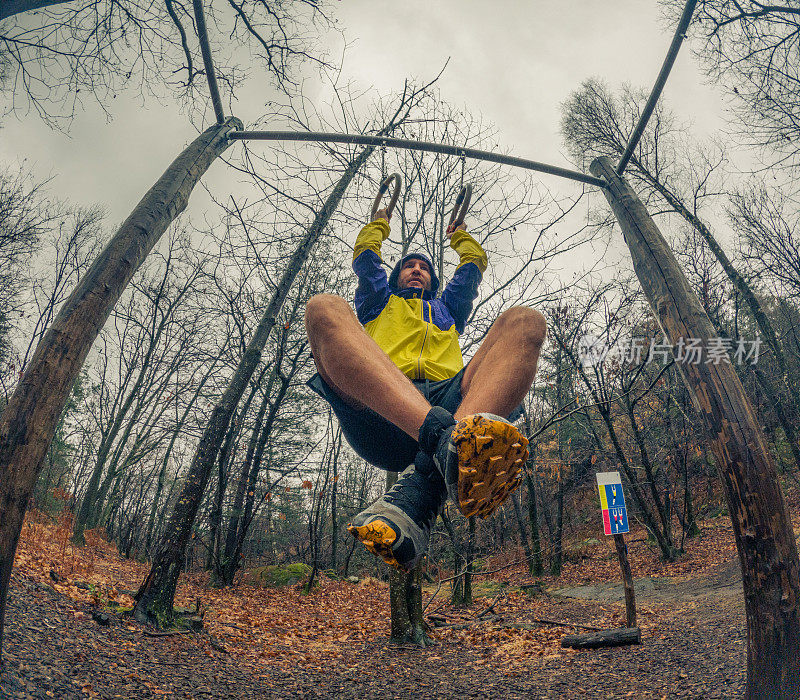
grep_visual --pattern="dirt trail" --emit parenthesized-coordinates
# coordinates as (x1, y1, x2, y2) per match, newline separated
(550, 557, 743, 604)
(0, 565, 747, 699)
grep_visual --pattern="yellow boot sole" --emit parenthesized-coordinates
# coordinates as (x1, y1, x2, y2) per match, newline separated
(347, 520, 403, 570)
(452, 414, 529, 518)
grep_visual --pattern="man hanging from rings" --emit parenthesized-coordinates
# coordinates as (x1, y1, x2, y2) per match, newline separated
(305, 175, 546, 570)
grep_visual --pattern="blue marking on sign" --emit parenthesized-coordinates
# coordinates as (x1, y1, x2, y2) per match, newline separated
(604, 484, 629, 534)
(604, 484, 625, 509)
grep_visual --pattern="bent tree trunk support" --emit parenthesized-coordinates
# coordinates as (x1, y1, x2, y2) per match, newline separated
(591, 156, 800, 699)
(0, 118, 241, 659)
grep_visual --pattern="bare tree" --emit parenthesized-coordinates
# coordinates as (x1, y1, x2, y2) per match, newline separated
(664, 0, 800, 159)
(562, 78, 800, 477)
(133, 136, 379, 626)
(729, 184, 800, 300)
(0, 117, 239, 659)
(545, 282, 682, 561)
(0, 0, 333, 126)
(15, 206, 104, 374)
(71, 232, 218, 543)
(0, 169, 52, 396)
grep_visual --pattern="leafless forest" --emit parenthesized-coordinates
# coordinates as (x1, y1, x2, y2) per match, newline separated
(2, 1, 800, 697)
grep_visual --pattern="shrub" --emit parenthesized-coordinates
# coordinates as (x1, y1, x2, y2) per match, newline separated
(246, 562, 312, 588)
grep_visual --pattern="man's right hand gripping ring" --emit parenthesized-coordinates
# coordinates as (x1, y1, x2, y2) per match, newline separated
(447, 184, 472, 231)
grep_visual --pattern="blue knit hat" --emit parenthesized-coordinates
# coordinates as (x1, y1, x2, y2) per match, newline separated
(388, 252, 439, 294)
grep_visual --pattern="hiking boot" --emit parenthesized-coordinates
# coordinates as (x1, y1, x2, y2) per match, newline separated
(347, 455, 445, 571)
(433, 413, 528, 519)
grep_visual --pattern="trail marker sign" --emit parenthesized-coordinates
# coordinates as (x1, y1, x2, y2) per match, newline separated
(596, 471, 629, 535)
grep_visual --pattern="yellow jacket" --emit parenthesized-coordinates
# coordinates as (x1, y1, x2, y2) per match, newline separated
(352, 220, 487, 381)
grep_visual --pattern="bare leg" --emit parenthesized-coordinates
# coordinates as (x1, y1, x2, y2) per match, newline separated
(305, 294, 431, 438)
(343, 303, 546, 564)
(456, 307, 546, 419)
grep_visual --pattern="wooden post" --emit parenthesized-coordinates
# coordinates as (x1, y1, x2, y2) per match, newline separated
(613, 533, 636, 628)
(385, 471, 433, 646)
(386, 471, 411, 642)
(591, 156, 800, 699)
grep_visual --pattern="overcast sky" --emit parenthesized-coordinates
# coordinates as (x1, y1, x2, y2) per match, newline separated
(0, 1, 728, 232)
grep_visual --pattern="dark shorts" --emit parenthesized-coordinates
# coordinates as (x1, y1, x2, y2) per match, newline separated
(307, 368, 522, 472)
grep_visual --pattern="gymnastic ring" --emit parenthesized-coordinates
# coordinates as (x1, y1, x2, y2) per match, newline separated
(370, 173, 402, 222)
(447, 183, 472, 231)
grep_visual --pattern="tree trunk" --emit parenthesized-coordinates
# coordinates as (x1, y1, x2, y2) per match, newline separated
(75, 359, 154, 540)
(561, 628, 641, 649)
(145, 368, 215, 555)
(330, 428, 340, 571)
(591, 156, 800, 699)
(218, 366, 272, 581)
(524, 472, 543, 576)
(510, 491, 533, 565)
(623, 394, 676, 554)
(207, 377, 260, 578)
(551, 477, 565, 577)
(463, 515, 475, 605)
(73, 442, 114, 544)
(340, 537, 357, 578)
(206, 415, 238, 572)
(552, 347, 566, 578)
(133, 144, 372, 626)
(495, 509, 505, 549)
(681, 451, 700, 539)
(664, 394, 700, 542)
(388, 566, 433, 645)
(222, 342, 305, 584)
(441, 510, 464, 605)
(306, 425, 336, 595)
(0, 118, 240, 658)
(519, 407, 544, 578)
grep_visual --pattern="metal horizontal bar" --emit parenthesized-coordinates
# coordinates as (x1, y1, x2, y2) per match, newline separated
(616, 0, 698, 175)
(227, 130, 607, 188)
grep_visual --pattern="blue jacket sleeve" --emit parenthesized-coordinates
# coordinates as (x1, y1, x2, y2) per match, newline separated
(439, 229, 487, 333)
(439, 263, 482, 333)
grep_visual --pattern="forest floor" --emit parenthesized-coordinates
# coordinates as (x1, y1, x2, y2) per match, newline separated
(2, 497, 799, 699)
